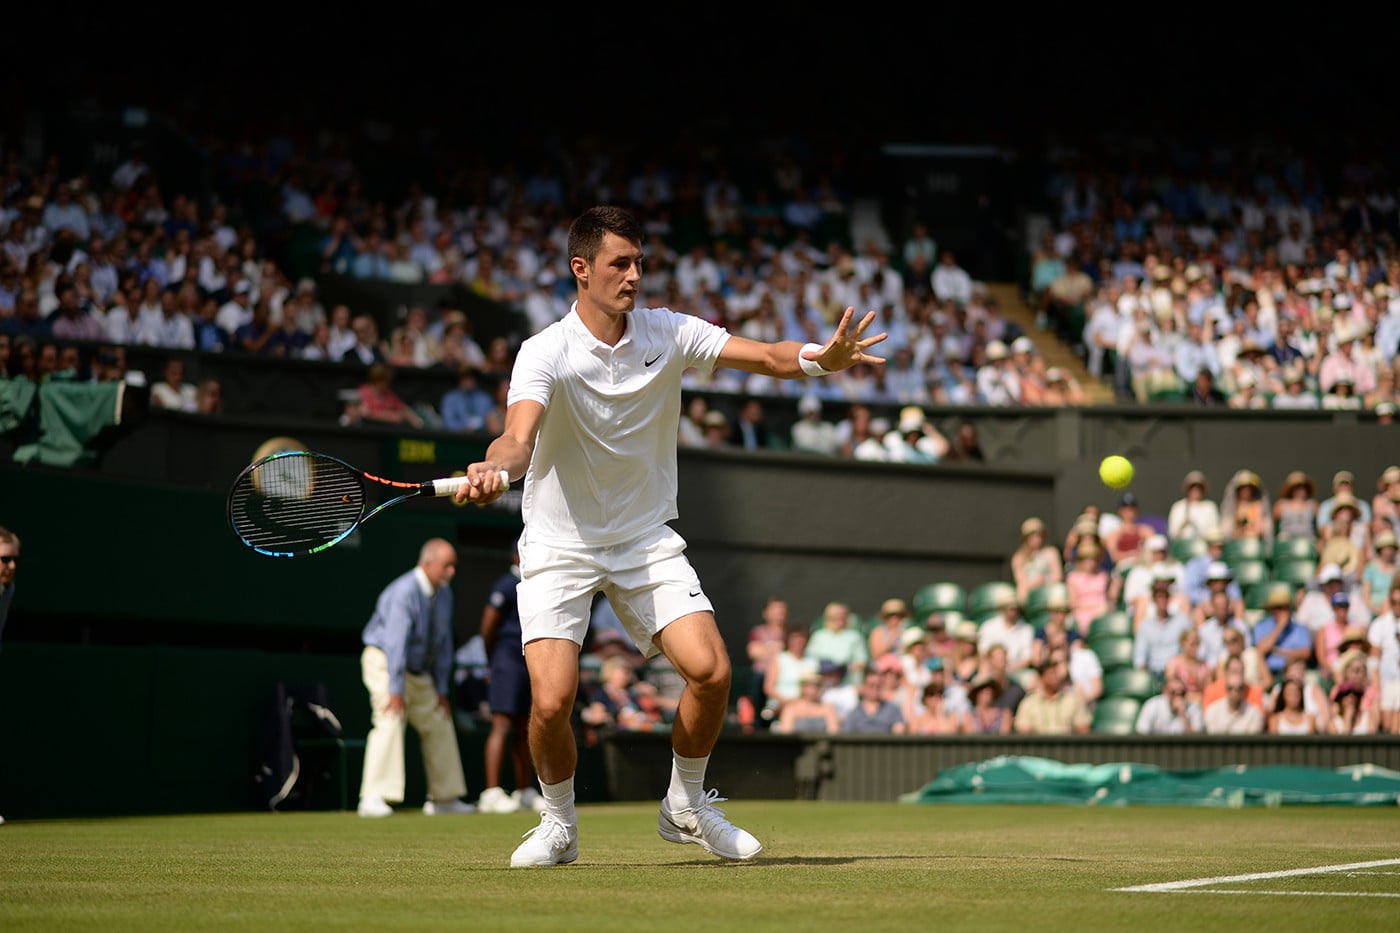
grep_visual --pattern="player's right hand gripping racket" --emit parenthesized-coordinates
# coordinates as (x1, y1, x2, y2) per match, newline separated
(227, 450, 508, 558)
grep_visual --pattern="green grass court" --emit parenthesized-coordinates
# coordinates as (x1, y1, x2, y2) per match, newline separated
(3, 802, 1397, 931)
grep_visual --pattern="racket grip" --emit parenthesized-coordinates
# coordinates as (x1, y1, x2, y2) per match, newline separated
(428, 471, 510, 498)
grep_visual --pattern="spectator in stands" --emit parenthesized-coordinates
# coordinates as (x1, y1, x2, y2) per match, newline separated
(1219, 469, 1271, 545)
(964, 675, 1012, 735)
(1011, 517, 1062, 605)
(1124, 538, 1187, 625)
(1253, 584, 1314, 677)
(1318, 491, 1366, 581)
(149, 357, 198, 412)
(1297, 563, 1370, 632)
(1362, 531, 1399, 617)
(1135, 675, 1203, 735)
(1322, 373, 1363, 410)
(1319, 469, 1372, 528)
(1014, 657, 1090, 734)
(944, 419, 985, 462)
(580, 656, 663, 733)
(806, 601, 868, 687)
(948, 619, 982, 685)
(905, 676, 961, 735)
(975, 643, 1027, 716)
(1329, 680, 1375, 735)
(341, 313, 388, 366)
(1319, 325, 1375, 396)
(357, 362, 424, 429)
(439, 365, 495, 433)
(842, 669, 905, 734)
(195, 377, 223, 416)
(867, 598, 913, 662)
(1370, 465, 1400, 529)
(1103, 493, 1154, 571)
(975, 339, 1020, 405)
(762, 626, 814, 721)
(1368, 586, 1400, 733)
(1186, 366, 1228, 406)
(930, 250, 973, 309)
(1271, 366, 1320, 409)
(1273, 470, 1320, 541)
(772, 670, 843, 734)
(789, 394, 839, 455)
(1188, 560, 1245, 625)
(1203, 669, 1265, 734)
(1065, 542, 1110, 633)
(700, 410, 731, 448)
(745, 597, 790, 717)
(1134, 577, 1192, 676)
(1163, 628, 1211, 706)
(49, 281, 105, 342)
(977, 591, 1035, 675)
(728, 397, 770, 451)
(1167, 470, 1221, 541)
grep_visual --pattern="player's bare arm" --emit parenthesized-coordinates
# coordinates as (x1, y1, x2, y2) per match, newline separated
(455, 400, 545, 506)
(717, 306, 888, 377)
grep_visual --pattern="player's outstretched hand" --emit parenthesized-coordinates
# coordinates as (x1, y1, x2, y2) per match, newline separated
(806, 307, 888, 373)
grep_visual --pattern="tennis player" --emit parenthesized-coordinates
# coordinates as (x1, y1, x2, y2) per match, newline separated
(456, 205, 885, 867)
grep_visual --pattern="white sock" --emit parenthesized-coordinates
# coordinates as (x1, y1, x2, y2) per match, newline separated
(667, 753, 709, 812)
(540, 776, 576, 825)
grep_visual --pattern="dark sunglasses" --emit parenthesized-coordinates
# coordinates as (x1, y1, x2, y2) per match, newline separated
(0, 555, 17, 564)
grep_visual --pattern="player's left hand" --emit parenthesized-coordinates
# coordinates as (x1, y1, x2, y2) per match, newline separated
(809, 307, 888, 372)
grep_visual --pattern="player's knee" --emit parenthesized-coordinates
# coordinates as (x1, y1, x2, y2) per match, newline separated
(529, 690, 575, 724)
(689, 652, 731, 698)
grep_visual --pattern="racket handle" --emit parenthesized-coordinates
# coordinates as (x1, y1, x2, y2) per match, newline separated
(427, 471, 510, 498)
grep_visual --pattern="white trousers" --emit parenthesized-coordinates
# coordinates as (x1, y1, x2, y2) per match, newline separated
(358, 646, 466, 804)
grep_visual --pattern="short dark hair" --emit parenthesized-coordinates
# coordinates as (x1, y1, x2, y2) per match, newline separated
(567, 206, 642, 267)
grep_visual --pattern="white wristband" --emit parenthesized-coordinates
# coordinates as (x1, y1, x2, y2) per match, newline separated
(799, 343, 833, 377)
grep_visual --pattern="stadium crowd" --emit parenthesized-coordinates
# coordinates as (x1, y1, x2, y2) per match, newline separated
(5, 122, 1397, 448)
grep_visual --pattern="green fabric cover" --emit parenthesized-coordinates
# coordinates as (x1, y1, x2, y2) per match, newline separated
(900, 755, 1400, 807)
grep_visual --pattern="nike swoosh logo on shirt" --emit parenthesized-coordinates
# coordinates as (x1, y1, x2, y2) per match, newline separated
(645, 352, 664, 367)
(689, 588, 702, 597)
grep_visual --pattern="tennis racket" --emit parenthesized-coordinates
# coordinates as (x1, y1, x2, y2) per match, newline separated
(227, 450, 509, 558)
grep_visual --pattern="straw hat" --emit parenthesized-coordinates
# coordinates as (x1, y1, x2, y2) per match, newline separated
(1278, 470, 1315, 499)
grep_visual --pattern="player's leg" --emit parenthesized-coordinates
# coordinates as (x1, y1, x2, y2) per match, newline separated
(510, 637, 582, 866)
(606, 528, 762, 860)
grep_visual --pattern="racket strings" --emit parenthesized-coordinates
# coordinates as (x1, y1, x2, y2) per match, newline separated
(229, 455, 365, 552)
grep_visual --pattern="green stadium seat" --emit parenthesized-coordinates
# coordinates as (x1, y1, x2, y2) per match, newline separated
(1087, 610, 1133, 644)
(1092, 696, 1141, 735)
(1103, 668, 1159, 701)
(1271, 537, 1318, 564)
(1091, 636, 1135, 672)
(967, 581, 1017, 622)
(912, 582, 966, 619)
(1271, 559, 1317, 588)
(1223, 536, 1267, 565)
(1024, 582, 1069, 629)
(1231, 559, 1270, 590)
(1170, 537, 1209, 563)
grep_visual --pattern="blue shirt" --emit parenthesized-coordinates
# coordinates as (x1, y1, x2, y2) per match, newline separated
(440, 385, 496, 432)
(1251, 614, 1313, 674)
(361, 567, 455, 695)
(485, 567, 524, 667)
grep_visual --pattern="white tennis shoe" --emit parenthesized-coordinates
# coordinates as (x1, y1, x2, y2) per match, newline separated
(510, 811, 578, 867)
(658, 789, 762, 860)
(512, 787, 547, 813)
(422, 798, 476, 815)
(478, 786, 521, 814)
(357, 796, 392, 818)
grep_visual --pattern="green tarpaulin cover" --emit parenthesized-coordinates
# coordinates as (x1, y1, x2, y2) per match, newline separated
(901, 755, 1400, 807)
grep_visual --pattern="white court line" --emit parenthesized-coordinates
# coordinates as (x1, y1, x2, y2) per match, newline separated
(1167, 890, 1400, 899)
(1113, 858, 1400, 893)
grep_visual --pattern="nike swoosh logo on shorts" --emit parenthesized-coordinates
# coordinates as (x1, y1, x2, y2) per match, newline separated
(645, 352, 664, 366)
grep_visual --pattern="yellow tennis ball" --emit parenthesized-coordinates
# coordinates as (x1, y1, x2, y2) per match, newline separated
(1099, 455, 1134, 489)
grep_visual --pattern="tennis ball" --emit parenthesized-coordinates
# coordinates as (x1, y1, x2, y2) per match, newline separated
(1099, 455, 1134, 489)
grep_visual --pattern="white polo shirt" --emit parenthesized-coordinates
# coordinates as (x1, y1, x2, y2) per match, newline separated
(509, 304, 730, 548)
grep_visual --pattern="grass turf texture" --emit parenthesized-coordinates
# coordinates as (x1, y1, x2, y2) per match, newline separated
(2, 802, 1397, 932)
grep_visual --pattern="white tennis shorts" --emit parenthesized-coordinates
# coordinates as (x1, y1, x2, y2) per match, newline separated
(516, 524, 713, 657)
